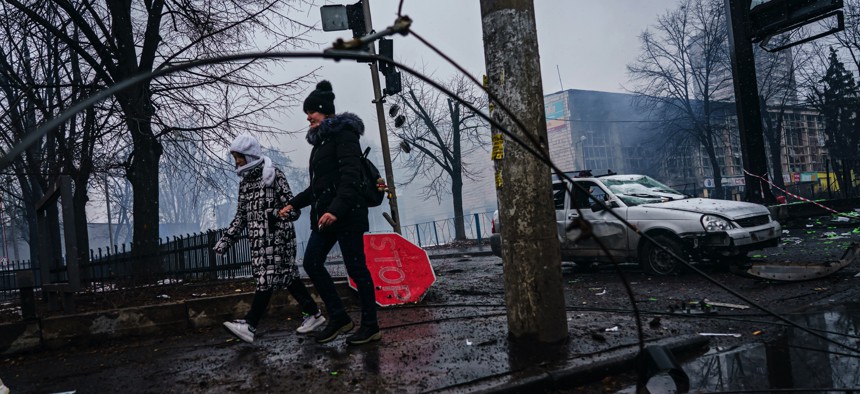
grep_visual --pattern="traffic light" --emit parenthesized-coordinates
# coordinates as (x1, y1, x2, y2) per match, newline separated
(378, 38, 401, 95)
(384, 70, 402, 96)
(345, 1, 366, 39)
(378, 38, 394, 74)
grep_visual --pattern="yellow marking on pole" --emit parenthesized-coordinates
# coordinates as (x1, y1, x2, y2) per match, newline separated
(492, 134, 504, 160)
(495, 170, 503, 188)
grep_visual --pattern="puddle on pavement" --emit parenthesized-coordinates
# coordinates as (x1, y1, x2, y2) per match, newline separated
(616, 303, 860, 393)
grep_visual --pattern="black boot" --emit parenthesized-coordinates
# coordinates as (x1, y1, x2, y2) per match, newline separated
(346, 325, 381, 345)
(315, 316, 354, 344)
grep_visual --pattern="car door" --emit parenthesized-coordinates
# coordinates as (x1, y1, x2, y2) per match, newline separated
(560, 181, 601, 258)
(563, 181, 628, 260)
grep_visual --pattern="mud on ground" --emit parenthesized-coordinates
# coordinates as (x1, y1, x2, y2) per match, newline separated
(0, 278, 257, 324)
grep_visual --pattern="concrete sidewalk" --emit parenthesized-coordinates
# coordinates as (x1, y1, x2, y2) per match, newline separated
(0, 244, 715, 393)
(0, 244, 495, 354)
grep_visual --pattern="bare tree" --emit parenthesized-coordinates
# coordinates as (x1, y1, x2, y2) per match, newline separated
(389, 73, 489, 240)
(627, 0, 734, 199)
(756, 42, 809, 191)
(829, 0, 860, 74)
(3, 0, 317, 274)
(0, 1, 115, 268)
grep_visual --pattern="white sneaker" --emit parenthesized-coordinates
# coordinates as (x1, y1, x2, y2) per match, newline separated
(0, 377, 10, 394)
(223, 320, 254, 343)
(296, 313, 327, 334)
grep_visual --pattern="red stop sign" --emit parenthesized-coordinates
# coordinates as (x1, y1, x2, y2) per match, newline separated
(348, 233, 436, 307)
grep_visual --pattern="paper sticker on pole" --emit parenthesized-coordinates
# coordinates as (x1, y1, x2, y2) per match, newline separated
(349, 233, 436, 307)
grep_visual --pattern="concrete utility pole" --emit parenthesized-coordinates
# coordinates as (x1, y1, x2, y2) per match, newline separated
(725, 0, 776, 204)
(362, 0, 401, 234)
(480, 0, 567, 343)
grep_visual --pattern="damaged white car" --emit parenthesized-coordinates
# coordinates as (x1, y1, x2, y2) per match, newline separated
(490, 174, 781, 275)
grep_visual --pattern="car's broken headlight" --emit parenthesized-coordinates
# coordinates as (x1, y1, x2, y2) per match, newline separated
(701, 215, 732, 232)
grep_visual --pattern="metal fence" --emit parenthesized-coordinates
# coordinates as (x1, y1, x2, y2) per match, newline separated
(0, 212, 495, 304)
(0, 259, 33, 306)
(398, 212, 494, 247)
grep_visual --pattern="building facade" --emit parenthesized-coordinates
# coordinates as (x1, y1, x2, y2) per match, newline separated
(543, 89, 829, 199)
(543, 89, 659, 177)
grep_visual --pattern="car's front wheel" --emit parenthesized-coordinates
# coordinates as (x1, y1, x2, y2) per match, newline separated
(638, 234, 686, 275)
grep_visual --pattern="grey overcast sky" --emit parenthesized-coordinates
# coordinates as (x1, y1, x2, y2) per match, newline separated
(275, 1, 679, 164)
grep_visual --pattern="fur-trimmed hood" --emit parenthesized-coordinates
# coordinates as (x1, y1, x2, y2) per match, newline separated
(306, 112, 365, 146)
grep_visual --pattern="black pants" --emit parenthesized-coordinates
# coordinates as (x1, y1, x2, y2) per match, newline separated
(303, 230, 378, 328)
(244, 279, 319, 329)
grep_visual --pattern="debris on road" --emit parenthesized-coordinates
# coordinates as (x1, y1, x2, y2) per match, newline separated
(745, 242, 860, 281)
(782, 237, 803, 245)
(668, 300, 716, 314)
(699, 333, 742, 338)
(703, 300, 749, 310)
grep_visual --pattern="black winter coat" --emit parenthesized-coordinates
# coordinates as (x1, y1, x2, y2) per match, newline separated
(290, 112, 369, 233)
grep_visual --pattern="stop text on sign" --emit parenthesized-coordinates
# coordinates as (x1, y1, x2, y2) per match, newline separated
(367, 235, 411, 301)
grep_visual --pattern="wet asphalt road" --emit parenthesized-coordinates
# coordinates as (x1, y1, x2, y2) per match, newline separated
(2, 219, 860, 393)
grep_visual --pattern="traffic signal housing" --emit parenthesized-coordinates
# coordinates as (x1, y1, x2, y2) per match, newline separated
(378, 38, 401, 95)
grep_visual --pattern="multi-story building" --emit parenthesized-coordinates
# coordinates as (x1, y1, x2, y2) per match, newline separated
(544, 89, 659, 177)
(543, 89, 830, 199)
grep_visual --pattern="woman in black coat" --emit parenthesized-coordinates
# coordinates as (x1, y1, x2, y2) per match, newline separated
(280, 80, 380, 345)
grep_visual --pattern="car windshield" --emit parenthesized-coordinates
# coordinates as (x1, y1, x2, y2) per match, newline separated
(601, 176, 687, 206)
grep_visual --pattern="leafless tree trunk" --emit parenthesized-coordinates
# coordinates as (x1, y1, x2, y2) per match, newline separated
(390, 74, 488, 240)
(755, 36, 813, 193)
(0, 2, 85, 267)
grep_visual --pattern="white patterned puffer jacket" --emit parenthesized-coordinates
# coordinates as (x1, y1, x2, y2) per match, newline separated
(215, 165, 301, 291)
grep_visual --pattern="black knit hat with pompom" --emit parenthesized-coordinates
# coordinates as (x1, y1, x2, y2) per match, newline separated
(303, 80, 336, 115)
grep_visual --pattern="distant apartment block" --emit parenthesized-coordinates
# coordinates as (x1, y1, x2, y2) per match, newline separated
(543, 89, 829, 198)
(543, 89, 658, 177)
